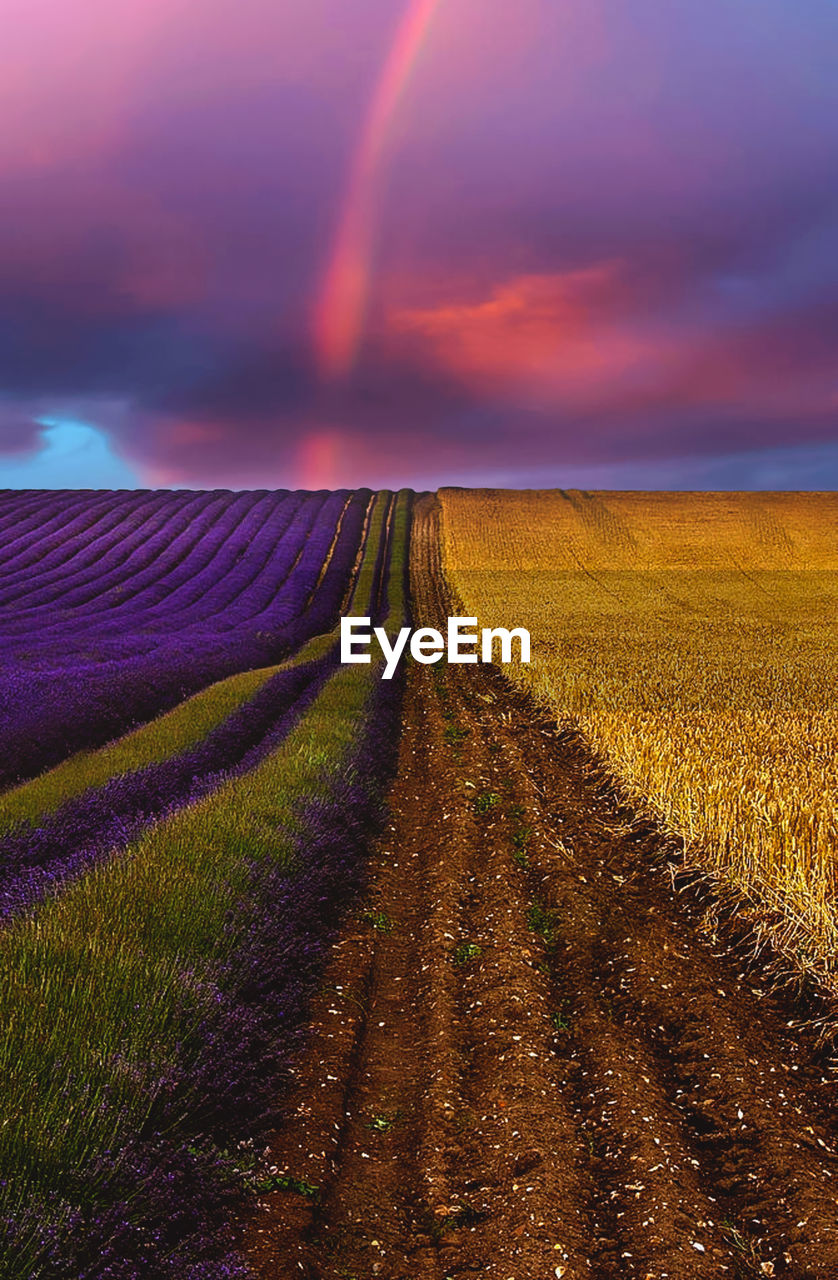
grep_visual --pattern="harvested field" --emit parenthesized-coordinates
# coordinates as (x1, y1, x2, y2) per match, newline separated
(240, 497, 838, 1280)
(440, 488, 838, 985)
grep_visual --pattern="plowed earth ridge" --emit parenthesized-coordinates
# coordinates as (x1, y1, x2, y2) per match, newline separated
(242, 497, 838, 1280)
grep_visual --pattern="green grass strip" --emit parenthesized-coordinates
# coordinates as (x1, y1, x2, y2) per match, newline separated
(346, 488, 390, 614)
(0, 665, 279, 834)
(385, 488, 411, 627)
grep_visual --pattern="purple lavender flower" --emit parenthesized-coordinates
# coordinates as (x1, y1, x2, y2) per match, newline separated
(0, 490, 371, 788)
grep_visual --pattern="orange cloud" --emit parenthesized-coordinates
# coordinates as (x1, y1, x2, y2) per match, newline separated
(387, 265, 663, 406)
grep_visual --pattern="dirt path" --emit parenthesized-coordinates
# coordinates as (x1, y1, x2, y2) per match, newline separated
(241, 498, 838, 1280)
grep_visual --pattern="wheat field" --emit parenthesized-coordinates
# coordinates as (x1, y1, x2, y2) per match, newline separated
(440, 488, 838, 984)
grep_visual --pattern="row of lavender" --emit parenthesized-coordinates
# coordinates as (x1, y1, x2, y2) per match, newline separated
(0, 489, 412, 1279)
(0, 489, 372, 788)
(0, 490, 394, 921)
(0, 491, 331, 637)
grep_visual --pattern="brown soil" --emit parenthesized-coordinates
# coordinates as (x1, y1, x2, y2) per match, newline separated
(240, 497, 838, 1280)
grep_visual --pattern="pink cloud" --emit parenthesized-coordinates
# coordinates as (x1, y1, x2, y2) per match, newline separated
(386, 264, 676, 408)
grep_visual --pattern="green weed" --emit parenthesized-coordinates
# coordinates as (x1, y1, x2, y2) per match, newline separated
(362, 909, 393, 933)
(527, 901, 560, 947)
(254, 1172, 320, 1199)
(471, 791, 500, 815)
(452, 942, 482, 966)
(511, 826, 531, 869)
(550, 1002, 571, 1032)
(367, 1110, 401, 1133)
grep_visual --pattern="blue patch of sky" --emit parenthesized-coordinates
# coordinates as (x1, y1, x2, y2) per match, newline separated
(0, 419, 141, 488)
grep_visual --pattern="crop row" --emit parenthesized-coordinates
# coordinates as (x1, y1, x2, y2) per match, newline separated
(0, 492, 395, 918)
(0, 491, 336, 638)
(0, 489, 372, 788)
(0, 489, 411, 1279)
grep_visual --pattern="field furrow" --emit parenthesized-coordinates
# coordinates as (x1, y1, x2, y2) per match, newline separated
(242, 497, 838, 1280)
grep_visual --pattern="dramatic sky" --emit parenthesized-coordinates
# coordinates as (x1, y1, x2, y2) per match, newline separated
(2, 0, 838, 489)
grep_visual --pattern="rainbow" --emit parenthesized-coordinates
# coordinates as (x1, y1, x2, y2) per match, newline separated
(313, 0, 443, 380)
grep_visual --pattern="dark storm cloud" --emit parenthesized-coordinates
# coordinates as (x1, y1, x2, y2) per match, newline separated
(0, 409, 43, 457)
(1, 0, 838, 486)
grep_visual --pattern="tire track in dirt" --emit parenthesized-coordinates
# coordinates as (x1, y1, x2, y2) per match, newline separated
(240, 496, 838, 1280)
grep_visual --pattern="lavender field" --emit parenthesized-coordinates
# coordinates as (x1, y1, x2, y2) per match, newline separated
(0, 488, 373, 788)
(0, 488, 410, 1278)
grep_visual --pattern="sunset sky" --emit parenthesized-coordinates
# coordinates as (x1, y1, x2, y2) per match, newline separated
(2, 0, 838, 489)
